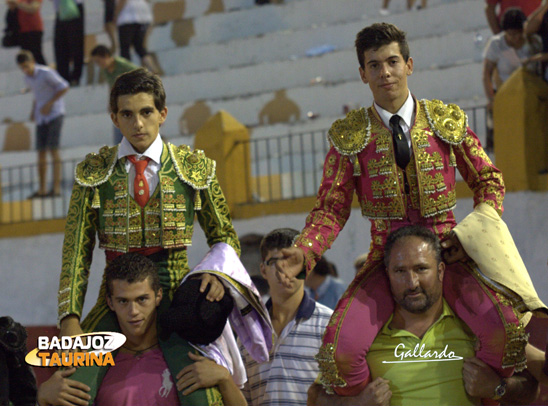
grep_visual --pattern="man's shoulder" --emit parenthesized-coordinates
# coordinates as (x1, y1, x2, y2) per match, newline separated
(419, 99, 468, 145)
(328, 107, 371, 156)
(314, 301, 334, 318)
(114, 56, 139, 70)
(75, 145, 119, 187)
(167, 143, 216, 190)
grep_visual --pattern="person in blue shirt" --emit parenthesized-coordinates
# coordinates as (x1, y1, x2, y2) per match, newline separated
(16, 50, 69, 198)
(305, 256, 347, 310)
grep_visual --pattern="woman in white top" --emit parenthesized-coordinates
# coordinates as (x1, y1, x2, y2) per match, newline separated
(483, 7, 546, 106)
(482, 7, 547, 150)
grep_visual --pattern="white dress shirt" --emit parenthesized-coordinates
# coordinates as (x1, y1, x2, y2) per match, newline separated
(118, 134, 163, 198)
(374, 91, 415, 150)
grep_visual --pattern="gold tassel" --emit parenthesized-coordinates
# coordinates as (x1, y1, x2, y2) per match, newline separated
(194, 191, 202, 211)
(449, 146, 457, 167)
(92, 188, 100, 209)
(352, 155, 362, 176)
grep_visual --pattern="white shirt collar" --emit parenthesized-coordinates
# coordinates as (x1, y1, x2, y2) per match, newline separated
(118, 134, 163, 165)
(374, 91, 414, 129)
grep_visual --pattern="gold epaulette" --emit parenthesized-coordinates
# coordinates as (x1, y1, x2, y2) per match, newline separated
(327, 108, 371, 156)
(74, 145, 118, 187)
(422, 99, 468, 145)
(168, 143, 216, 190)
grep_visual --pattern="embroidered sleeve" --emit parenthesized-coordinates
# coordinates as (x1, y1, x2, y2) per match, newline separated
(295, 146, 356, 274)
(454, 127, 505, 215)
(58, 183, 99, 326)
(196, 174, 241, 256)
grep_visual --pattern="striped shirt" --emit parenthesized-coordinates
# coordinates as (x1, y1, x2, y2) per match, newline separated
(239, 291, 332, 406)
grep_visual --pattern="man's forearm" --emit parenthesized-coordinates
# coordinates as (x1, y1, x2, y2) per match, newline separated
(525, 343, 548, 386)
(485, 4, 500, 34)
(217, 377, 247, 406)
(525, 3, 548, 35)
(48, 88, 69, 105)
(59, 315, 82, 337)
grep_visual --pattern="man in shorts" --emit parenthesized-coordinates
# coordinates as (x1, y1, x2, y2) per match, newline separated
(16, 50, 69, 198)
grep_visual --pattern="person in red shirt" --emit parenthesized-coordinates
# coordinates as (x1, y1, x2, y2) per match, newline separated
(7, 0, 46, 64)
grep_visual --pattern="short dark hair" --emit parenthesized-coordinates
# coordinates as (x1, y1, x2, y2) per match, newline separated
(501, 8, 526, 31)
(312, 257, 337, 276)
(105, 252, 161, 297)
(355, 23, 410, 69)
(383, 225, 442, 268)
(260, 228, 299, 261)
(91, 44, 112, 58)
(109, 68, 166, 114)
(16, 50, 34, 65)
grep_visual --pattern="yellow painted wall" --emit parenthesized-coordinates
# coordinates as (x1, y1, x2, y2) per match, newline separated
(494, 68, 548, 191)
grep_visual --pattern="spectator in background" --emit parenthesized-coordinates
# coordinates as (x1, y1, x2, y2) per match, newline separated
(240, 228, 333, 406)
(16, 50, 69, 198)
(353, 252, 368, 275)
(90, 44, 138, 90)
(485, 0, 541, 34)
(380, 0, 427, 16)
(103, 0, 117, 53)
(483, 8, 547, 150)
(90, 44, 138, 143)
(305, 256, 347, 310)
(52, 0, 84, 86)
(7, 0, 46, 64)
(114, 0, 160, 74)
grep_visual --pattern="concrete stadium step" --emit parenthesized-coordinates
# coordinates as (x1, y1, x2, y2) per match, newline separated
(0, 0, 478, 79)
(0, 0, 270, 46)
(0, 60, 484, 154)
(145, 0, 468, 55)
(0, 90, 487, 170)
(0, 23, 489, 124)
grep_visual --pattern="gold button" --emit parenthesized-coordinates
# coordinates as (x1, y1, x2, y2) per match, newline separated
(139, 190, 145, 196)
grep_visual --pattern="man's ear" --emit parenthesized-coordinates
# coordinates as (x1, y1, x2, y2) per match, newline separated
(359, 66, 369, 84)
(106, 295, 114, 311)
(155, 287, 163, 307)
(259, 263, 267, 279)
(159, 107, 168, 126)
(110, 112, 119, 128)
(438, 261, 445, 282)
(406, 56, 414, 76)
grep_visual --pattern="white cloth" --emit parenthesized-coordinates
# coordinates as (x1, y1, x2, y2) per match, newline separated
(118, 134, 162, 198)
(182, 243, 273, 389)
(453, 203, 547, 315)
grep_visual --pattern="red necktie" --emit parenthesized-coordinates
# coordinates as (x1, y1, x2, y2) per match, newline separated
(127, 155, 151, 208)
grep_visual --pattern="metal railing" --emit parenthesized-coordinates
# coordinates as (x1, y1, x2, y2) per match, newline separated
(0, 105, 487, 224)
(0, 159, 80, 224)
